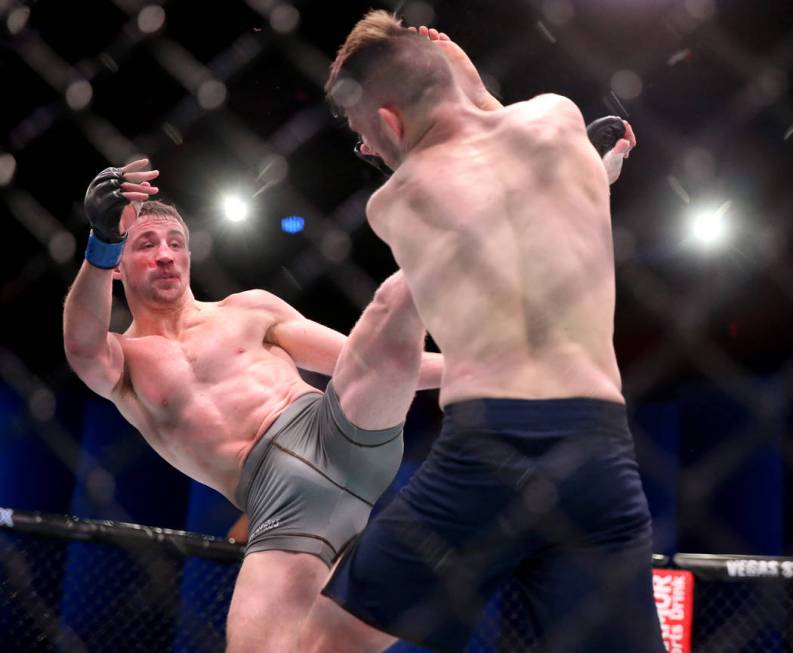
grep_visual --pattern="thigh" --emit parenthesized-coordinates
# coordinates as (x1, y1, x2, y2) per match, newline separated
(330, 273, 425, 431)
(516, 538, 664, 653)
(227, 550, 329, 653)
(318, 382, 404, 506)
(322, 437, 542, 653)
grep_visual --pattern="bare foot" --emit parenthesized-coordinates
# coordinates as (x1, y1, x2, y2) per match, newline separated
(409, 25, 503, 111)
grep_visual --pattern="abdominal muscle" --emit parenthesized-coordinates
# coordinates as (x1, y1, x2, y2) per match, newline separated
(116, 345, 320, 504)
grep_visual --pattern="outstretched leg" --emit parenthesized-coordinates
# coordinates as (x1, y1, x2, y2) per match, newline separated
(410, 25, 503, 111)
(330, 271, 425, 431)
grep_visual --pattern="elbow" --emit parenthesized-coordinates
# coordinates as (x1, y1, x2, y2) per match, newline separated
(63, 336, 100, 364)
(63, 326, 87, 358)
(63, 341, 86, 368)
(63, 335, 82, 360)
(63, 313, 102, 361)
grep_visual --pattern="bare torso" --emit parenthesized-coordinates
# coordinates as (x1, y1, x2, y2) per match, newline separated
(110, 292, 319, 504)
(368, 95, 623, 407)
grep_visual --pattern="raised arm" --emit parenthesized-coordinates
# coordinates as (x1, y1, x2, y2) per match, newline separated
(264, 286, 443, 390)
(593, 118, 636, 185)
(63, 159, 159, 398)
(64, 262, 126, 398)
(409, 26, 636, 184)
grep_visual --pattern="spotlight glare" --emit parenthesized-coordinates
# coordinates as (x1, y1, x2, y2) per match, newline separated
(689, 201, 731, 248)
(223, 196, 249, 223)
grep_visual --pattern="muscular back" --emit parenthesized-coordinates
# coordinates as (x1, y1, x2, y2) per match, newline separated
(110, 291, 319, 503)
(370, 95, 623, 407)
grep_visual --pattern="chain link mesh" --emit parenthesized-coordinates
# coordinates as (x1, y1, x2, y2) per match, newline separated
(691, 580, 793, 653)
(0, 524, 549, 653)
(4, 525, 793, 652)
(1, 0, 792, 651)
(0, 531, 236, 653)
(0, 527, 541, 653)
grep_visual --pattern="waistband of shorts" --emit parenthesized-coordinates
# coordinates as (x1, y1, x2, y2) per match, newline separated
(234, 391, 322, 509)
(442, 396, 628, 434)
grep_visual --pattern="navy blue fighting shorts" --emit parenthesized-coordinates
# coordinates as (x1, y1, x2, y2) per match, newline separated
(322, 397, 665, 653)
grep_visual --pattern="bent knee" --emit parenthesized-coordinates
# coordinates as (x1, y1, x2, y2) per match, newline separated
(372, 272, 418, 319)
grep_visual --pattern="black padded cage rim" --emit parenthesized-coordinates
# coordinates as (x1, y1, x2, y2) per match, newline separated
(3, 508, 792, 577)
(0, 507, 244, 562)
(672, 553, 793, 582)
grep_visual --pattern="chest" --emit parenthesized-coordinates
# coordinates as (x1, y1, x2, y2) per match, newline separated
(122, 311, 270, 398)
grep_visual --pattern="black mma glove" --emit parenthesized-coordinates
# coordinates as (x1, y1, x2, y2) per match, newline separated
(83, 167, 128, 268)
(586, 116, 627, 157)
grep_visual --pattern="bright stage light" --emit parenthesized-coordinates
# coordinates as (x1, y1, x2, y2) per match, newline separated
(688, 201, 731, 249)
(222, 195, 249, 223)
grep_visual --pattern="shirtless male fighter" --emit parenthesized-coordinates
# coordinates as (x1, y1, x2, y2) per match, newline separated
(301, 13, 664, 653)
(62, 165, 442, 653)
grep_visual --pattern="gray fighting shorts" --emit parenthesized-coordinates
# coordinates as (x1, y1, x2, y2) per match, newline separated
(234, 381, 404, 567)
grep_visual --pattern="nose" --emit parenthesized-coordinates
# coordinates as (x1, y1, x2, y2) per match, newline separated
(155, 242, 174, 264)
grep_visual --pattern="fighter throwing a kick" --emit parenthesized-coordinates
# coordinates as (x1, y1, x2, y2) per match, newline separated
(63, 167, 443, 652)
(63, 18, 641, 653)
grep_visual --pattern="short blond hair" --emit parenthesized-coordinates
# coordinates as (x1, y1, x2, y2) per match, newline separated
(136, 200, 190, 241)
(326, 10, 453, 117)
(326, 10, 404, 96)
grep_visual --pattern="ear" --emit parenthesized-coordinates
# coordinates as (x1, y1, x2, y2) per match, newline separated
(377, 107, 403, 142)
(112, 266, 122, 281)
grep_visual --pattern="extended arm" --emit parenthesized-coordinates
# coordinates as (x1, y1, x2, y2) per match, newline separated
(266, 291, 443, 390)
(403, 26, 636, 184)
(266, 307, 349, 377)
(64, 262, 125, 398)
(63, 159, 159, 397)
(597, 119, 636, 185)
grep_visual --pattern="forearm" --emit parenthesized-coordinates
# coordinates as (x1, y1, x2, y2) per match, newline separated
(417, 351, 443, 390)
(285, 321, 347, 376)
(63, 261, 115, 358)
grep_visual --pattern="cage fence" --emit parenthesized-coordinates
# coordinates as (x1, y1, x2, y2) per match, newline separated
(2, 509, 793, 652)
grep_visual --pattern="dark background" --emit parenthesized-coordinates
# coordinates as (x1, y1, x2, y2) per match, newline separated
(1, 0, 792, 556)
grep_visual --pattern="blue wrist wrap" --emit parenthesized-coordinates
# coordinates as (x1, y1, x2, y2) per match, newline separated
(85, 230, 126, 269)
